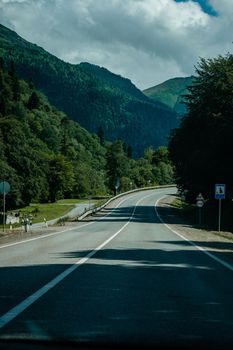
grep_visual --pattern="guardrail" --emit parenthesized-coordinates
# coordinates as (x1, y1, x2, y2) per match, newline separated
(77, 184, 176, 221)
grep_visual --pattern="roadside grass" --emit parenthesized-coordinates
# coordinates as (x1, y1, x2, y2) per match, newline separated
(170, 197, 197, 224)
(171, 196, 233, 235)
(57, 198, 105, 205)
(57, 198, 89, 204)
(12, 203, 76, 224)
(0, 196, 111, 230)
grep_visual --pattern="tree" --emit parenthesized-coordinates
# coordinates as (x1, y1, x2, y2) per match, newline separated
(60, 116, 71, 156)
(169, 54, 233, 200)
(127, 145, 133, 159)
(9, 61, 20, 101)
(97, 125, 105, 146)
(48, 155, 75, 202)
(106, 139, 130, 193)
(27, 91, 40, 110)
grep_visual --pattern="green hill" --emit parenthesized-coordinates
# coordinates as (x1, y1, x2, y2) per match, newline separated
(0, 61, 174, 211)
(0, 24, 178, 157)
(0, 60, 107, 208)
(143, 76, 193, 114)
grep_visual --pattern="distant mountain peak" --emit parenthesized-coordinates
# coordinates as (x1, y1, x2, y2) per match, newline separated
(143, 76, 194, 114)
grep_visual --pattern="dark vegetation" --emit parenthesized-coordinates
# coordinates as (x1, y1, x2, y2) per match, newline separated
(169, 54, 233, 231)
(0, 24, 178, 158)
(0, 60, 174, 212)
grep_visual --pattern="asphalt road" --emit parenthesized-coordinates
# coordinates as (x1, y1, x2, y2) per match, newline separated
(0, 188, 233, 349)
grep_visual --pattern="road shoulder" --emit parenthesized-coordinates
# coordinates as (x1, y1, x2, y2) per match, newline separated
(157, 194, 233, 264)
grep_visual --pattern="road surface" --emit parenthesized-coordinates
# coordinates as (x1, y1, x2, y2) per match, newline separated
(0, 188, 232, 349)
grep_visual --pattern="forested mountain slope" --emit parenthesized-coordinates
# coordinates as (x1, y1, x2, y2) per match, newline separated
(0, 60, 107, 208)
(143, 76, 193, 114)
(0, 24, 178, 157)
(0, 61, 174, 210)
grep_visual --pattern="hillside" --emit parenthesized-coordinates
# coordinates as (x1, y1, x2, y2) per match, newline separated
(79, 62, 149, 102)
(0, 62, 174, 210)
(143, 76, 193, 114)
(0, 24, 178, 157)
(0, 60, 107, 208)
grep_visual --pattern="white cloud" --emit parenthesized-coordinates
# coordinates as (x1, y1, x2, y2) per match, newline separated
(0, 0, 232, 89)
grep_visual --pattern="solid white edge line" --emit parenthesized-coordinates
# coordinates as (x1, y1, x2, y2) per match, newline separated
(154, 195, 233, 272)
(0, 192, 154, 329)
(0, 190, 168, 250)
(0, 192, 138, 250)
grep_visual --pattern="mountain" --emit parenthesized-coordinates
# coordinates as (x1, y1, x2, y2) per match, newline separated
(0, 61, 107, 208)
(0, 24, 179, 157)
(0, 62, 174, 211)
(143, 76, 193, 114)
(79, 62, 149, 102)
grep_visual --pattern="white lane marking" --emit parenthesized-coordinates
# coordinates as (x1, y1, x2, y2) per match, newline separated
(0, 224, 90, 250)
(0, 193, 139, 250)
(0, 192, 154, 329)
(0, 190, 168, 250)
(154, 196, 233, 272)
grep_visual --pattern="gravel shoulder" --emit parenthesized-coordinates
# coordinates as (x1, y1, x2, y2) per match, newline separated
(158, 194, 233, 265)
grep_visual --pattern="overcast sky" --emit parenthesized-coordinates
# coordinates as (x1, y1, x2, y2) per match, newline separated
(0, 0, 232, 89)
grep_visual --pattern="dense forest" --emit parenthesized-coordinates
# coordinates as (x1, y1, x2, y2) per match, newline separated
(0, 60, 174, 211)
(0, 24, 178, 158)
(169, 54, 233, 230)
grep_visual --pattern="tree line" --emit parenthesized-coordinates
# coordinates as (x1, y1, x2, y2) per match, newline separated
(169, 54, 233, 230)
(0, 60, 174, 211)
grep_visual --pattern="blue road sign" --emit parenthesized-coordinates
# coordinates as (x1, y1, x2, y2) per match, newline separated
(0, 181, 10, 194)
(215, 184, 225, 200)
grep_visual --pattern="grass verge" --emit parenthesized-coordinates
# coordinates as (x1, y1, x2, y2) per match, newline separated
(171, 196, 233, 236)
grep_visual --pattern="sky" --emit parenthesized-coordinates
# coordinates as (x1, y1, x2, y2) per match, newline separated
(0, 0, 232, 89)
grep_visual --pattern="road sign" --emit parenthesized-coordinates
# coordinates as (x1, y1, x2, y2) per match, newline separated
(0, 181, 10, 194)
(196, 200, 204, 208)
(196, 193, 204, 201)
(0, 181, 10, 233)
(215, 184, 225, 231)
(215, 184, 225, 200)
(115, 178, 120, 190)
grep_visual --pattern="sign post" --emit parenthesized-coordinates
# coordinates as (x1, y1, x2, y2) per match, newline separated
(0, 181, 11, 233)
(196, 193, 204, 227)
(215, 184, 225, 232)
(115, 178, 120, 196)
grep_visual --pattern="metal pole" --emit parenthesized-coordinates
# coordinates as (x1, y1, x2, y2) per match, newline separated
(218, 198, 221, 232)
(3, 182, 5, 233)
(199, 207, 201, 227)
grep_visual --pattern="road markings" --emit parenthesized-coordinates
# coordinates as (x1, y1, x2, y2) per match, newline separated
(0, 192, 153, 329)
(0, 190, 168, 250)
(0, 193, 139, 250)
(154, 195, 233, 272)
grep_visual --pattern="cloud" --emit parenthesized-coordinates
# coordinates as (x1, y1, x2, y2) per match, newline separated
(0, 0, 232, 89)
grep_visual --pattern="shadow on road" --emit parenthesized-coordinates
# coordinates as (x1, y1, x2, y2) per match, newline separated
(0, 241, 233, 348)
(0, 191, 233, 348)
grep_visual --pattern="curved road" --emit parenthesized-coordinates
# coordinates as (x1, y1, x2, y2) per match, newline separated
(0, 188, 233, 348)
